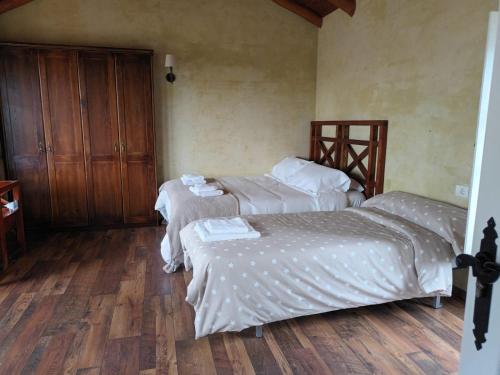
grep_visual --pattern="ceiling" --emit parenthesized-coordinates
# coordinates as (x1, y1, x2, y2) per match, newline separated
(0, 0, 34, 14)
(272, 0, 356, 27)
(0, 0, 355, 28)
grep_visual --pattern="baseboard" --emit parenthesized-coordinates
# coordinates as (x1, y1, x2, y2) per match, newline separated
(452, 285, 467, 301)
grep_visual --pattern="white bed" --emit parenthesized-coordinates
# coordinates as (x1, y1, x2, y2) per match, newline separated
(156, 175, 366, 222)
(179, 192, 467, 338)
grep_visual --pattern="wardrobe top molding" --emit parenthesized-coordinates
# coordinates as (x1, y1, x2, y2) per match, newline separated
(0, 41, 153, 55)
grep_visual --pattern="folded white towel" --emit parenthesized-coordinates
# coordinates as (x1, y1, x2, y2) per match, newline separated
(191, 183, 218, 193)
(195, 219, 260, 242)
(181, 174, 206, 186)
(204, 217, 249, 234)
(189, 187, 224, 197)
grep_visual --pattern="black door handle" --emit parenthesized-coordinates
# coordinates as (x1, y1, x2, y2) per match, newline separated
(456, 217, 499, 350)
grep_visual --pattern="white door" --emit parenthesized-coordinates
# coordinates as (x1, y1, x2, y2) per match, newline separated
(459, 9, 500, 375)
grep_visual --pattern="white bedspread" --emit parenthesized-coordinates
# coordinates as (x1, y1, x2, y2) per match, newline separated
(155, 175, 363, 222)
(217, 176, 349, 215)
(180, 208, 455, 338)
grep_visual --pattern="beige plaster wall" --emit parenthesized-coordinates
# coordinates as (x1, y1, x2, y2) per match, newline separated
(0, 0, 317, 181)
(316, 0, 497, 207)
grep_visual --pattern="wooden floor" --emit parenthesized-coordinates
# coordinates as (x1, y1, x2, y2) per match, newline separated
(0, 226, 465, 375)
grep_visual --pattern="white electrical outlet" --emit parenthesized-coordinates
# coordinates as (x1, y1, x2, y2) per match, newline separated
(455, 185, 469, 199)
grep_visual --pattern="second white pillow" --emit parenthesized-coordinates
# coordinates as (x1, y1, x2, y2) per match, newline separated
(285, 163, 351, 195)
(270, 157, 312, 182)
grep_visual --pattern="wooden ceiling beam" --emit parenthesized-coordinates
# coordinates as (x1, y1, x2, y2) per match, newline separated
(326, 0, 356, 16)
(0, 0, 34, 14)
(272, 0, 323, 28)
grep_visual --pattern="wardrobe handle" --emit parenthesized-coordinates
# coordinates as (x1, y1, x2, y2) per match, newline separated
(38, 142, 46, 153)
(47, 145, 53, 153)
(121, 142, 126, 152)
(114, 143, 119, 153)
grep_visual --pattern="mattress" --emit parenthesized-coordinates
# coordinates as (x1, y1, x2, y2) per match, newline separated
(179, 208, 455, 338)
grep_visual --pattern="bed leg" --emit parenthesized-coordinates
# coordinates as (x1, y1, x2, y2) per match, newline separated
(255, 325, 263, 338)
(431, 295, 443, 309)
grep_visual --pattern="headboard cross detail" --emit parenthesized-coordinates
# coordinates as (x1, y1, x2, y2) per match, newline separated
(309, 120, 388, 198)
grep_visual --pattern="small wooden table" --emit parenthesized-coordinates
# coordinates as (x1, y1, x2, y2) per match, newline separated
(0, 180, 26, 270)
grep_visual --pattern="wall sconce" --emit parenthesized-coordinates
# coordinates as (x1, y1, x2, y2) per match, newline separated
(165, 54, 176, 83)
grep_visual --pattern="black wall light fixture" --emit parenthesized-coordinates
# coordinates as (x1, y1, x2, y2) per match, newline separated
(165, 54, 176, 83)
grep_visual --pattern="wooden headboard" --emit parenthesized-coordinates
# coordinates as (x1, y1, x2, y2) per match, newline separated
(309, 120, 388, 198)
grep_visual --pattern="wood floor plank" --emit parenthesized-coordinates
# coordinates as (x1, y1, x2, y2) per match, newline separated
(77, 294, 116, 369)
(155, 295, 178, 375)
(398, 300, 462, 348)
(60, 320, 91, 374)
(34, 331, 76, 374)
(20, 336, 51, 375)
(37, 256, 71, 297)
(445, 296, 466, 319)
(44, 259, 103, 336)
(140, 294, 157, 371)
(101, 336, 141, 375)
(109, 260, 146, 339)
(408, 351, 449, 375)
(287, 319, 333, 374)
(170, 271, 195, 341)
(222, 333, 256, 375)
(415, 303, 464, 336)
(359, 307, 421, 355)
(76, 368, 101, 375)
(389, 303, 460, 373)
(91, 230, 130, 295)
(176, 337, 217, 375)
(263, 326, 294, 375)
(0, 292, 34, 343)
(0, 295, 59, 374)
(208, 334, 234, 375)
(240, 329, 283, 375)
(298, 315, 371, 375)
(327, 308, 422, 375)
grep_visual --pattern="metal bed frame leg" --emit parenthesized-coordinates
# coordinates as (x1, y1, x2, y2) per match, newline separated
(255, 325, 263, 338)
(431, 295, 443, 309)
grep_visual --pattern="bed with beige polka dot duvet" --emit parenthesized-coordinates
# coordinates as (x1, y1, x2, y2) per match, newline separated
(179, 191, 467, 338)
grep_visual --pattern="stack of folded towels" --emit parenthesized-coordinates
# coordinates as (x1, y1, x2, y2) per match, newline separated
(195, 217, 261, 242)
(181, 174, 206, 186)
(181, 174, 224, 197)
(189, 183, 223, 197)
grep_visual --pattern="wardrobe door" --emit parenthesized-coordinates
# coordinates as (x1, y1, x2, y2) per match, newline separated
(79, 52, 123, 225)
(38, 50, 89, 226)
(115, 53, 156, 224)
(0, 47, 51, 225)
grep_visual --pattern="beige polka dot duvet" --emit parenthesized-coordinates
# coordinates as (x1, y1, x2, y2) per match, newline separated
(180, 192, 465, 338)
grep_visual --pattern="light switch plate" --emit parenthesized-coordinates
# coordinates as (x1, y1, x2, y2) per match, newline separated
(455, 184, 469, 199)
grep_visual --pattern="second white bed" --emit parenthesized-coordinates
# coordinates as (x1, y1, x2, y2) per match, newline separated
(179, 191, 466, 338)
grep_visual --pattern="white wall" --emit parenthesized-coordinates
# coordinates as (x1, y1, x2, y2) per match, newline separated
(460, 10, 500, 375)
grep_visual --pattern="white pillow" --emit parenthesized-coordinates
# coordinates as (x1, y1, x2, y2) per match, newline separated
(271, 157, 312, 182)
(285, 163, 351, 195)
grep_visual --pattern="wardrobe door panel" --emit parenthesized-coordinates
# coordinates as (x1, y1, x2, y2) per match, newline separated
(125, 161, 151, 219)
(0, 47, 51, 224)
(79, 52, 123, 225)
(116, 53, 156, 224)
(38, 50, 88, 226)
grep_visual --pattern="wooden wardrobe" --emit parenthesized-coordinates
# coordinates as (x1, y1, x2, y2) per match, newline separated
(0, 43, 157, 227)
